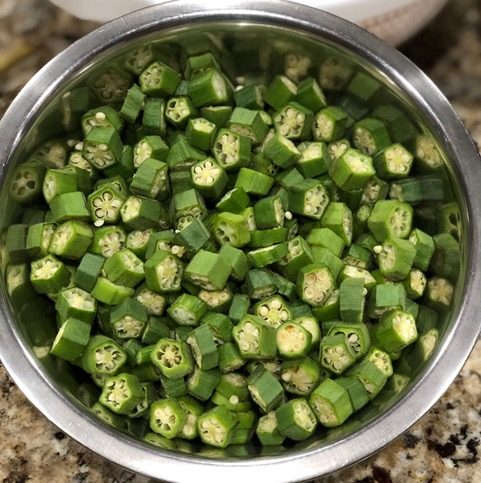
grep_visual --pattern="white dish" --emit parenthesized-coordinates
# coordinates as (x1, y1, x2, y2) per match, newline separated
(49, 0, 449, 45)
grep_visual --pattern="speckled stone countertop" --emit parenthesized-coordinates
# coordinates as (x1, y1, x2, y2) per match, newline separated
(1, 1, 481, 482)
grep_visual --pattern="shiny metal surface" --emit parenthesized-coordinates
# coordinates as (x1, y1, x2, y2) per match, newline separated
(0, 1, 480, 482)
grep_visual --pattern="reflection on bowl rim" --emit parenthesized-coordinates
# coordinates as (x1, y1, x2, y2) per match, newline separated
(0, 1, 481, 482)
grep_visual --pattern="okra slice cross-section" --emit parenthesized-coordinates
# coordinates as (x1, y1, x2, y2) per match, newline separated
(197, 406, 238, 448)
(232, 315, 277, 360)
(151, 338, 194, 379)
(81, 335, 127, 376)
(149, 398, 187, 439)
(99, 373, 144, 415)
(276, 321, 312, 360)
(144, 250, 183, 293)
(254, 295, 291, 329)
(297, 262, 335, 307)
(275, 398, 317, 441)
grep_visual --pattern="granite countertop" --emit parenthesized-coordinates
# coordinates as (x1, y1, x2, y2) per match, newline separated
(1, 0, 481, 481)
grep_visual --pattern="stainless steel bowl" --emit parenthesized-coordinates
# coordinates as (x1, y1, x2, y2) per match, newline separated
(1, 1, 481, 482)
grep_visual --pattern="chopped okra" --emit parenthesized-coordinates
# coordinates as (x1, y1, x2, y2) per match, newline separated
(8, 44, 460, 449)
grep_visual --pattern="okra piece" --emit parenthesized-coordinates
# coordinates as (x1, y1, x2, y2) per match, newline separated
(310, 246, 344, 280)
(216, 187, 250, 213)
(218, 244, 250, 281)
(253, 295, 291, 329)
(256, 411, 285, 446)
(374, 143, 413, 179)
(26, 222, 56, 259)
(233, 315, 277, 360)
(151, 338, 194, 379)
(247, 367, 285, 413)
(55, 286, 96, 324)
(30, 254, 70, 294)
(80, 105, 122, 136)
(103, 248, 145, 288)
(165, 96, 196, 127)
(187, 367, 221, 401)
(247, 243, 288, 268)
(145, 250, 183, 293)
(190, 158, 227, 199)
(253, 195, 284, 230)
(133, 135, 169, 168)
(367, 282, 407, 318)
(288, 179, 329, 220)
(269, 271, 297, 301)
(185, 117, 217, 150)
(320, 334, 357, 375)
(89, 225, 126, 258)
(167, 293, 207, 326)
(197, 406, 238, 448)
(119, 83, 145, 124)
(91, 402, 124, 430)
(9, 161, 45, 205)
(249, 228, 288, 248)
(349, 359, 388, 399)
(83, 127, 123, 170)
(347, 71, 381, 102)
(49, 317, 91, 362)
(430, 233, 460, 282)
(273, 102, 313, 141)
(403, 269, 427, 299)
(361, 176, 389, 206)
(198, 286, 232, 313)
(309, 378, 353, 427)
(159, 374, 187, 398)
(228, 294, 250, 324)
(110, 297, 148, 339)
(277, 235, 314, 281)
(234, 84, 265, 110)
(48, 221, 93, 261)
(186, 324, 218, 370)
(227, 107, 269, 144)
(91, 276, 134, 305)
(212, 129, 251, 171)
(377, 236, 416, 281)
(276, 321, 312, 359)
(201, 312, 234, 343)
(388, 178, 423, 205)
(408, 228, 435, 271)
(306, 227, 345, 258)
(187, 68, 232, 107)
(352, 117, 391, 156)
(339, 277, 366, 324)
(275, 398, 317, 441)
(244, 269, 277, 300)
(6, 263, 35, 311)
(376, 309, 418, 352)
(368, 200, 413, 241)
(424, 276, 454, 312)
(263, 133, 301, 169)
(81, 335, 127, 376)
(297, 262, 335, 307)
(177, 395, 204, 440)
(296, 141, 330, 177)
(295, 77, 326, 111)
(130, 158, 169, 200)
(415, 135, 443, 172)
(279, 357, 321, 396)
(87, 185, 126, 227)
(320, 202, 353, 246)
(139, 60, 181, 96)
(149, 398, 187, 439)
(313, 106, 348, 142)
(235, 168, 274, 196)
(218, 342, 245, 373)
(42, 167, 78, 203)
(264, 75, 297, 111)
(49, 191, 90, 222)
(335, 376, 369, 412)
(329, 148, 375, 191)
(184, 249, 231, 290)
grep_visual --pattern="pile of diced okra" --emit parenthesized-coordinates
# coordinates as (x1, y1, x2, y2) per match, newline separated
(5, 46, 460, 451)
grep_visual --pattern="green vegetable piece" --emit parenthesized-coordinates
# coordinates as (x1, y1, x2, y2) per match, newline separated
(9, 161, 46, 205)
(104, 248, 145, 288)
(309, 378, 353, 427)
(185, 117, 218, 150)
(276, 321, 312, 359)
(89, 225, 126, 258)
(367, 282, 407, 318)
(197, 406, 238, 448)
(247, 367, 285, 412)
(339, 277, 366, 324)
(288, 179, 329, 220)
(83, 127, 123, 170)
(49, 191, 90, 222)
(227, 107, 269, 144)
(264, 75, 297, 111)
(276, 398, 317, 441)
(313, 106, 348, 142)
(368, 199, 413, 242)
(256, 411, 285, 446)
(187, 68, 232, 107)
(130, 158, 169, 200)
(139, 60, 181, 97)
(145, 250, 183, 293)
(151, 338, 194, 379)
(244, 269, 277, 300)
(235, 168, 274, 196)
(168, 293, 207, 326)
(374, 143, 413, 179)
(149, 398, 188, 439)
(165, 96, 196, 128)
(30, 254, 70, 294)
(133, 135, 169, 168)
(297, 262, 335, 307)
(424, 276, 454, 312)
(376, 309, 418, 352)
(187, 367, 221, 401)
(377, 236, 416, 281)
(190, 158, 228, 199)
(55, 286, 97, 324)
(25, 222, 55, 259)
(186, 324, 218, 370)
(91, 277, 134, 305)
(120, 83, 145, 123)
(353, 117, 391, 156)
(329, 148, 375, 191)
(216, 187, 250, 213)
(73, 253, 105, 292)
(81, 335, 127, 375)
(109, 297, 148, 339)
(335, 376, 369, 412)
(50, 317, 91, 362)
(320, 334, 356, 375)
(233, 314, 277, 360)
(185, 249, 231, 290)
